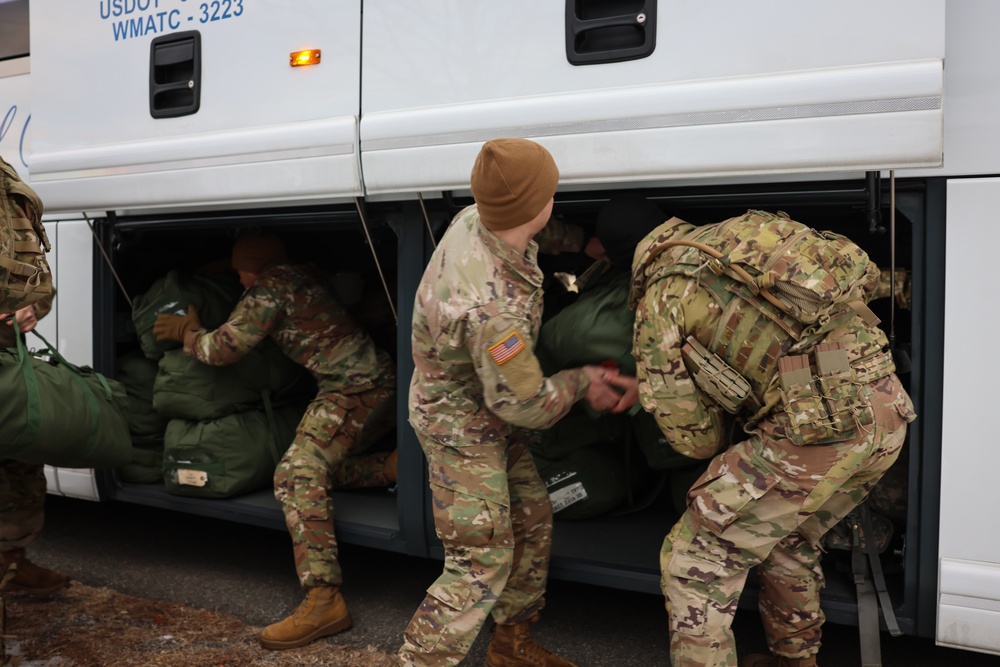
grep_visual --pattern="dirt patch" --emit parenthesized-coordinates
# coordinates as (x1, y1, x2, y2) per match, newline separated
(3, 582, 398, 667)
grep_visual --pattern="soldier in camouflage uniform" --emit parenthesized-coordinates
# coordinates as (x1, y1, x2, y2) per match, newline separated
(400, 138, 636, 667)
(154, 235, 397, 650)
(628, 212, 917, 667)
(0, 291, 72, 596)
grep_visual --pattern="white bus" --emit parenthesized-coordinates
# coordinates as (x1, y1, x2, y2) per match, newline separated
(2, 0, 996, 658)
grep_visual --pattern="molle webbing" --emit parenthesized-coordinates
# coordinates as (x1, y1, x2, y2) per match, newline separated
(694, 269, 800, 407)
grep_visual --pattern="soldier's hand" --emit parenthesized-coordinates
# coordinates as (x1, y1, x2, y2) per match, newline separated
(582, 365, 625, 412)
(584, 236, 606, 261)
(153, 305, 202, 342)
(13, 304, 38, 333)
(603, 371, 639, 414)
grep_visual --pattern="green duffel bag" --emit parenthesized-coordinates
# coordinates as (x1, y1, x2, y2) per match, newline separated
(534, 406, 627, 461)
(0, 331, 131, 468)
(118, 446, 164, 484)
(163, 401, 306, 499)
(533, 442, 633, 521)
(537, 267, 636, 376)
(116, 351, 169, 446)
(153, 341, 313, 421)
(115, 352, 169, 483)
(132, 269, 243, 361)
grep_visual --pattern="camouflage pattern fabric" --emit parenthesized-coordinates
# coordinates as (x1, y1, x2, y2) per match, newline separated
(0, 154, 52, 313)
(874, 268, 912, 310)
(185, 262, 395, 394)
(401, 205, 587, 666)
(0, 460, 46, 552)
(274, 382, 396, 588)
(400, 431, 552, 666)
(630, 216, 917, 666)
(182, 262, 397, 589)
(659, 377, 912, 666)
(866, 445, 909, 522)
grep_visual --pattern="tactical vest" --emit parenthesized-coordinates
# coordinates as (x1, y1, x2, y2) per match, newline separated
(651, 210, 892, 427)
(0, 155, 53, 312)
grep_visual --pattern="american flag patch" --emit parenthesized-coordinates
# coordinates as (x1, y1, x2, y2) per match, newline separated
(488, 332, 526, 365)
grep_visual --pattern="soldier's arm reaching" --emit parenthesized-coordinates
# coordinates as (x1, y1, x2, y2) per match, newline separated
(184, 284, 282, 366)
(469, 312, 626, 429)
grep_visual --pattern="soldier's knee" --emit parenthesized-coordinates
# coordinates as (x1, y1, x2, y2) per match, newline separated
(274, 446, 330, 514)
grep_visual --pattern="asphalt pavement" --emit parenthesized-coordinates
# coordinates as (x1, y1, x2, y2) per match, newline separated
(26, 494, 1000, 666)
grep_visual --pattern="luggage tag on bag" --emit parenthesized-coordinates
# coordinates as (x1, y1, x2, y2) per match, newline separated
(177, 469, 208, 487)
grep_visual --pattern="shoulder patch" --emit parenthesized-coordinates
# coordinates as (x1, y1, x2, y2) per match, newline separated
(488, 331, 526, 365)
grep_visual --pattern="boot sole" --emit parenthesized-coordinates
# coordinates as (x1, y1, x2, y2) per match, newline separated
(258, 612, 353, 650)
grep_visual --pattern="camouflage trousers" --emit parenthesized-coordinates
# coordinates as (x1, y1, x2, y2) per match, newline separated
(661, 375, 915, 667)
(274, 383, 396, 589)
(0, 459, 46, 552)
(398, 430, 553, 667)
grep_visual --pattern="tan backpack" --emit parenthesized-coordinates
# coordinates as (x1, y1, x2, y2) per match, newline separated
(0, 154, 52, 313)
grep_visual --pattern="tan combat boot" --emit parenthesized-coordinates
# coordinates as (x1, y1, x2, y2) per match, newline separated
(484, 614, 577, 667)
(1, 548, 70, 596)
(741, 653, 818, 667)
(258, 586, 353, 650)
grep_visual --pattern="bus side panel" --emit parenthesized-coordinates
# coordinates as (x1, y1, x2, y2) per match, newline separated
(0, 57, 31, 179)
(29, 1, 363, 212)
(903, 3, 1000, 179)
(937, 177, 1000, 655)
(360, 0, 944, 194)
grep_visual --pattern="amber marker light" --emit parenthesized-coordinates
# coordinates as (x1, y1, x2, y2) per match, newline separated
(290, 50, 321, 67)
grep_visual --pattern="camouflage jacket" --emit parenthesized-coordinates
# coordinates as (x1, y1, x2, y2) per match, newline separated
(409, 204, 590, 447)
(185, 263, 395, 394)
(0, 289, 54, 348)
(630, 217, 893, 460)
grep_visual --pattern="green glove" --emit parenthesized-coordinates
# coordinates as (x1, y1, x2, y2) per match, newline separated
(153, 305, 202, 342)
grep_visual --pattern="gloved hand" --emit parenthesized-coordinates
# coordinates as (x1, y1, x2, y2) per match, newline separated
(153, 305, 202, 342)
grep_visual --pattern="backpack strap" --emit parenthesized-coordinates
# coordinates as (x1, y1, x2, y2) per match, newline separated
(849, 501, 902, 667)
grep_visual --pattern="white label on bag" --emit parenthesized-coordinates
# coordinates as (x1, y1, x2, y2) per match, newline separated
(177, 469, 208, 487)
(549, 482, 588, 513)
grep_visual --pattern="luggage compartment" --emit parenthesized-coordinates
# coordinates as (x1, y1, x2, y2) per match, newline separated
(428, 174, 938, 635)
(85, 174, 942, 637)
(88, 202, 430, 557)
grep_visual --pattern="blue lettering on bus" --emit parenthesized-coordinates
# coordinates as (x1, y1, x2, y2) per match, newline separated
(100, 0, 160, 20)
(102, 0, 241, 41)
(111, 10, 180, 41)
(0, 106, 14, 143)
(0, 105, 31, 170)
(19, 115, 30, 170)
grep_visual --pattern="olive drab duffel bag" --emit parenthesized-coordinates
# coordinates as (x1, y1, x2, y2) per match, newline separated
(152, 342, 314, 421)
(116, 351, 170, 484)
(536, 265, 636, 376)
(0, 154, 53, 312)
(131, 269, 244, 360)
(163, 401, 307, 498)
(0, 329, 132, 468)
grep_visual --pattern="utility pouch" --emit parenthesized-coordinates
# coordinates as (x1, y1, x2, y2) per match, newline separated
(778, 343, 874, 446)
(681, 336, 752, 414)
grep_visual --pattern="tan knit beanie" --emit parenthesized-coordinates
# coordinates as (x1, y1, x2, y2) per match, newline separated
(470, 138, 559, 231)
(231, 234, 288, 273)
